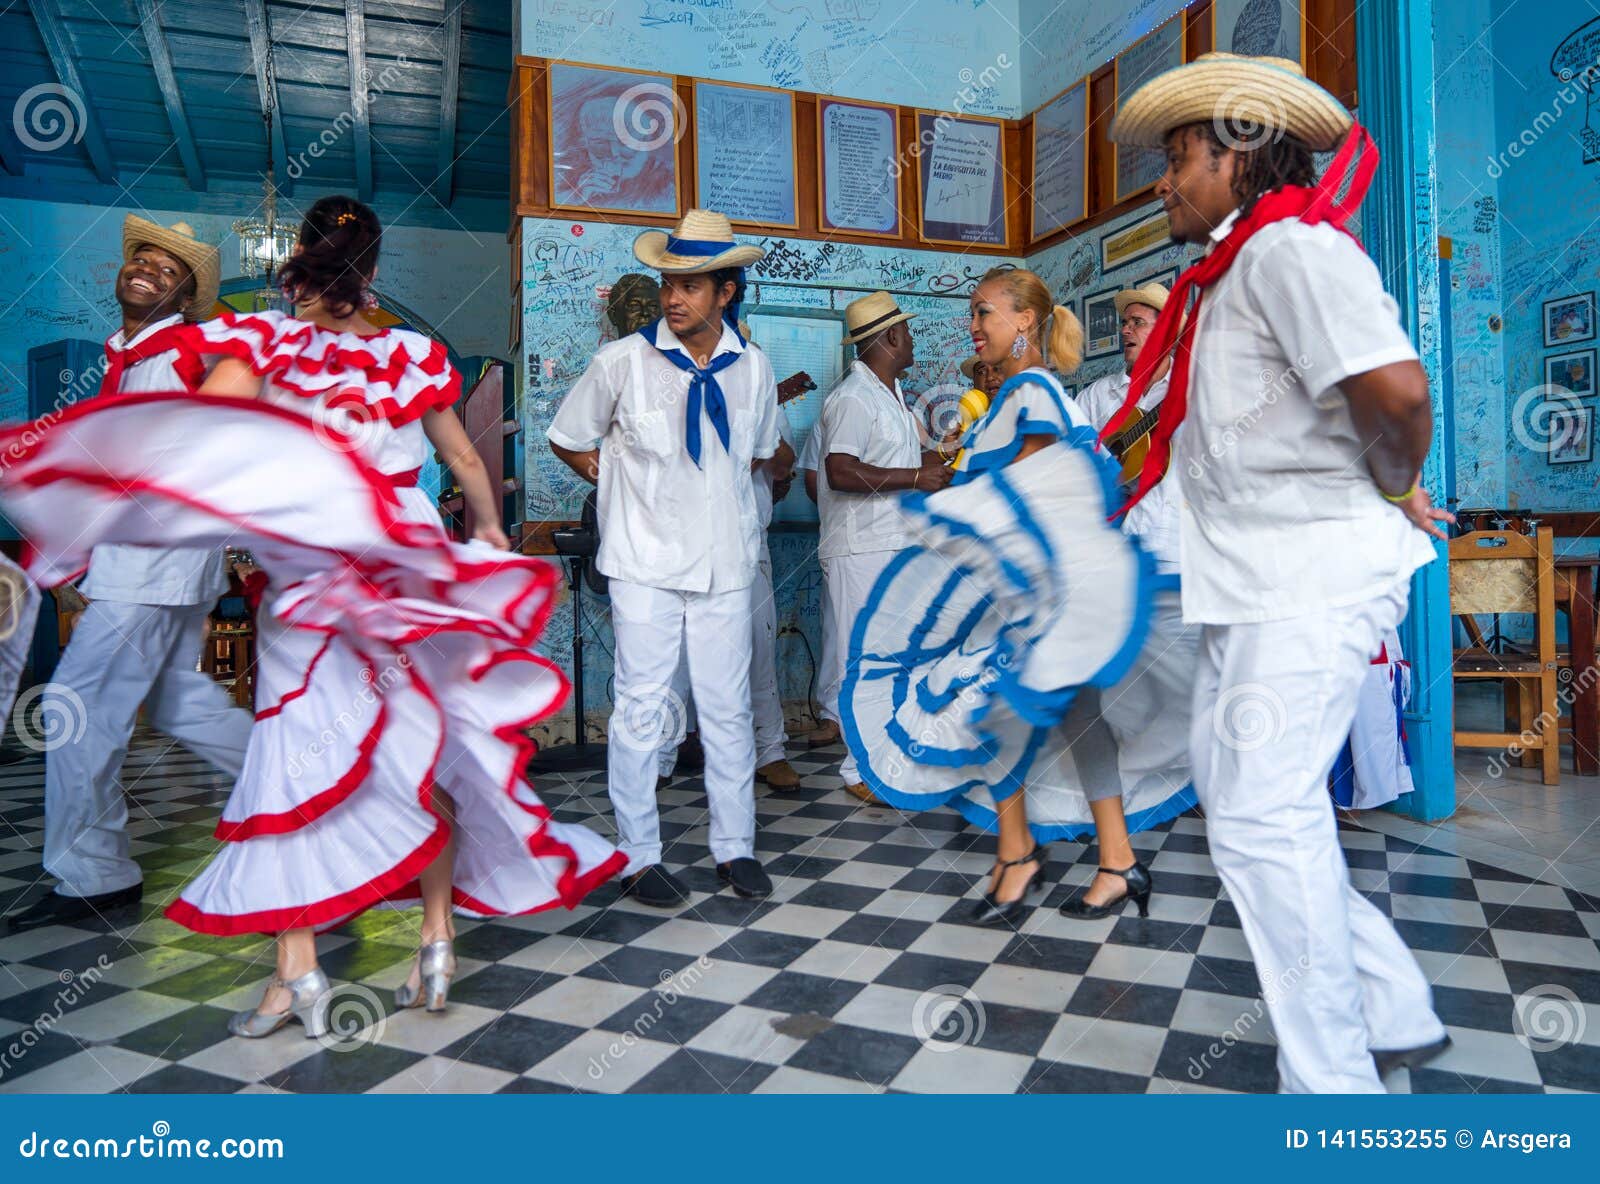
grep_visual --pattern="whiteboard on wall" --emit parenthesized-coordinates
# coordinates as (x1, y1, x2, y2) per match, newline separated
(747, 308, 846, 526)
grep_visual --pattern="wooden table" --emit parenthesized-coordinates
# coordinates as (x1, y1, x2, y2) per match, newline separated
(1556, 555, 1599, 776)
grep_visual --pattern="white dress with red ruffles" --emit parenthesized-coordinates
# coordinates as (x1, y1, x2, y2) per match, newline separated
(0, 310, 624, 935)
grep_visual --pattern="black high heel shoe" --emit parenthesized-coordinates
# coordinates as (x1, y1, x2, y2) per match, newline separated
(972, 845, 1048, 927)
(1059, 861, 1152, 919)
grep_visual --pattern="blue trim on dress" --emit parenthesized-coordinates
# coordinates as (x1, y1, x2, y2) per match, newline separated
(954, 781, 1200, 843)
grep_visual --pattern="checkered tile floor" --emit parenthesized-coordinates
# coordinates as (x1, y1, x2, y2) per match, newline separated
(1, 732, 1597, 1094)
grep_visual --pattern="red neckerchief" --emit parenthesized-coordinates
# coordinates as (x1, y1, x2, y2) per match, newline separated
(99, 320, 204, 396)
(1098, 123, 1379, 517)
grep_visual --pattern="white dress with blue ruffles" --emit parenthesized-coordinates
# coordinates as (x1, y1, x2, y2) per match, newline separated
(840, 367, 1196, 841)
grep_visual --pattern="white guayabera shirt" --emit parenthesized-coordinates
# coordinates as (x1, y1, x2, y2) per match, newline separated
(1076, 370, 1180, 577)
(1173, 208, 1435, 625)
(549, 321, 780, 595)
(816, 361, 922, 561)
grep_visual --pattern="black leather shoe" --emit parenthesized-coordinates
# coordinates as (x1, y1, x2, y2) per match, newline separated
(676, 731, 705, 773)
(972, 845, 1048, 927)
(623, 865, 689, 908)
(5, 884, 143, 933)
(716, 857, 772, 900)
(1373, 1034, 1452, 1077)
(1059, 861, 1153, 920)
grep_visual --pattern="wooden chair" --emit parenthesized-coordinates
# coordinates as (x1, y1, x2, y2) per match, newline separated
(1450, 527, 1560, 785)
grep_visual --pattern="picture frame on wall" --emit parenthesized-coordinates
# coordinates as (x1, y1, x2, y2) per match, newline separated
(817, 96, 902, 238)
(1546, 349, 1597, 397)
(916, 110, 1008, 248)
(1137, 266, 1179, 292)
(1543, 292, 1596, 347)
(1101, 207, 1172, 273)
(548, 61, 682, 217)
(1114, 16, 1186, 203)
(1211, 0, 1305, 67)
(1030, 79, 1090, 240)
(1083, 288, 1121, 359)
(694, 80, 799, 228)
(1548, 404, 1593, 465)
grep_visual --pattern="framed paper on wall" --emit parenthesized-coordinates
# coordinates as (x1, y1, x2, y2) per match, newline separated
(1212, 0, 1305, 67)
(1102, 207, 1172, 273)
(1030, 80, 1089, 240)
(1114, 16, 1186, 203)
(817, 97, 902, 238)
(1546, 349, 1597, 396)
(1543, 292, 1596, 347)
(1548, 405, 1593, 465)
(1083, 288, 1121, 359)
(694, 80, 798, 228)
(548, 62, 682, 217)
(1137, 266, 1179, 291)
(916, 111, 1008, 248)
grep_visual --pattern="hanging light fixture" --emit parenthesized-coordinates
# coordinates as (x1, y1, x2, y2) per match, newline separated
(231, 38, 295, 307)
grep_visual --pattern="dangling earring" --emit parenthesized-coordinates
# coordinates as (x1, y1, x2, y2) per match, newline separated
(1010, 333, 1027, 359)
(360, 287, 379, 311)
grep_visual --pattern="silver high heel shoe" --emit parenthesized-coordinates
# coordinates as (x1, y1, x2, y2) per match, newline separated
(395, 939, 455, 1012)
(228, 967, 331, 1039)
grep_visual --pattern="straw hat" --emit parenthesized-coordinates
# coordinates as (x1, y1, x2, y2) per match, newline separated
(1114, 282, 1169, 320)
(959, 354, 985, 381)
(633, 209, 765, 274)
(842, 291, 917, 346)
(121, 214, 220, 321)
(1110, 53, 1353, 153)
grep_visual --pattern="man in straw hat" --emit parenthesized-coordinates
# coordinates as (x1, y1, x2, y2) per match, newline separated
(8, 215, 251, 933)
(1105, 55, 1453, 1090)
(817, 291, 950, 804)
(548, 210, 782, 907)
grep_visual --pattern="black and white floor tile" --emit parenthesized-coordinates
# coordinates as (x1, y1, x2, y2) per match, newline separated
(0, 733, 1596, 1094)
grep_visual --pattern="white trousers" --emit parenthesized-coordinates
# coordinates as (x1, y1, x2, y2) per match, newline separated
(44, 601, 252, 898)
(657, 556, 787, 775)
(609, 579, 756, 871)
(822, 550, 896, 784)
(1190, 586, 1444, 1093)
(815, 558, 842, 726)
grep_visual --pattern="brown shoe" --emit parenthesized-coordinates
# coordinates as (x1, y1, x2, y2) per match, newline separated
(755, 759, 801, 790)
(804, 721, 841, 748)
(844, 781, 884, 805)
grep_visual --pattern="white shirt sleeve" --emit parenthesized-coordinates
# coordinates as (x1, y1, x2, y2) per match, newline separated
(797, 422, 820, 471)
(1245, 223, 1419, 409)
(821, 390, 876, 462)
(750, 348, 780, 461)
(547, 349, 621, 451)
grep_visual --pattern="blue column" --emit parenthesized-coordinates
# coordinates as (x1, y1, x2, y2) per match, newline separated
(1357, 0, 1456, 821)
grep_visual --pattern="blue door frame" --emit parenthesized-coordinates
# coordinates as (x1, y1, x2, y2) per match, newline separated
(1358, 0, 1456, 822)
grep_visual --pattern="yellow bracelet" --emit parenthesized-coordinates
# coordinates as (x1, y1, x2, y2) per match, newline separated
(1380, 480, 1419, 504)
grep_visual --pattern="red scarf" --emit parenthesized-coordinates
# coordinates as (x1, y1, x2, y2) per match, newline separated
(1098, 123, 1379, 517)
(99, 321, 204, 396)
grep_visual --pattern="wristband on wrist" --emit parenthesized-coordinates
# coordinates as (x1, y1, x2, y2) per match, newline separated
(1380, 479, 1419, 504)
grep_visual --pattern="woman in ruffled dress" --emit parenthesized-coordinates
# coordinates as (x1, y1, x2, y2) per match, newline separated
(0, 196, 624, 1037)
(840, 267, 1194, 926)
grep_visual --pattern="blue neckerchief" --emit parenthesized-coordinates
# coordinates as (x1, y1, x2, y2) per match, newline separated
(637, 318, 745, 466)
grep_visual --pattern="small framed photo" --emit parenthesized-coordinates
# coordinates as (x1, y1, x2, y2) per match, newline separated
(1543, 292, 1596, 347)
(1545, 348, 1596, 396)
(1548, 405, 1593, 465)
(1136, 267, 1178, 292)
(1083, 288, 1121, 359)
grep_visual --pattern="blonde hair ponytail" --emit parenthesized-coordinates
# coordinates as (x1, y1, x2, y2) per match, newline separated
(979, 268, 1082, 376)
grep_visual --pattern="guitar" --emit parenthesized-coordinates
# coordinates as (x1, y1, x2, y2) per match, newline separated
(777, 371, 816, 405)
(1103, 403, 1164, 486)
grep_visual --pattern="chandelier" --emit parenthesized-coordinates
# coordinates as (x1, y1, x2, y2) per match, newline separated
(231, 175, 295, 281)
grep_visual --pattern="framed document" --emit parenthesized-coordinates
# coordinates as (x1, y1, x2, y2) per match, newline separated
(916, 112, 1008, 247)
(694, 80, 799, 228)
(818, 97, 901, 237)
(1212, 0, 1304, 66)
(1114, 17, 1186, 202)
(548, 62, 681, 217)
(1101, 207, 1172, 273)
(1083, 288, 1122, 360)
(1030, 80, 1089, 240)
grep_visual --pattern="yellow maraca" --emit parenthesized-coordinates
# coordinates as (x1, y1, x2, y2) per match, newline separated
(947, 387, 990, 469)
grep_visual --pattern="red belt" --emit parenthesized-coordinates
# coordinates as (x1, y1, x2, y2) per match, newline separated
(388, 467, 422, 489)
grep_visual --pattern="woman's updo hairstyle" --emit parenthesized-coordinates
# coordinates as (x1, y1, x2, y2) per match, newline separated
(276, 195, 382, 319)
(979, 266, 1084, 375)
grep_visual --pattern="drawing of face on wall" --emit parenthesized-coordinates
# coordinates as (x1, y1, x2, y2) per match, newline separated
(606, 273, 661, 336)
(550, 65, 680, 215)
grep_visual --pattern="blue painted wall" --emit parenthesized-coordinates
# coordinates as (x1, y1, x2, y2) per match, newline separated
(1020, 0, 1189, 111)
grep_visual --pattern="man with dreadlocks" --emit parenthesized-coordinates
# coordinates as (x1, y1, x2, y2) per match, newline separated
(1106, 55, 1453, 1093)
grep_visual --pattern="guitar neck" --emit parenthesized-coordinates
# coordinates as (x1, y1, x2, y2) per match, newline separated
(1107, 405, 1160, 454)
